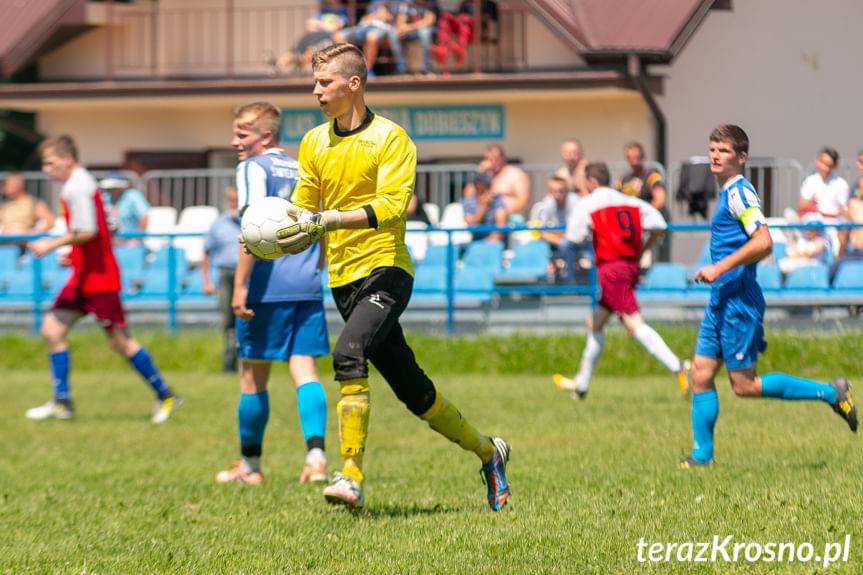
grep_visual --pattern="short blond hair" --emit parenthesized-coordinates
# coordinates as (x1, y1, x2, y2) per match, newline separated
(233, 102, 281, 138)
(312, 43, 367, 86)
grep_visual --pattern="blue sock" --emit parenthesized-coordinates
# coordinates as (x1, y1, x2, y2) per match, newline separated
(691, 390, 719, 463)
(296, 381, 327, 446)
(760, 372, 836, 403)
(129, 348, 171, 399)
(50, 350, 71, 402)
(239, 391, 270, 448)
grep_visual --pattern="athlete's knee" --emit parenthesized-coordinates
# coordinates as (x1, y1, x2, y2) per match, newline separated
(729, 371, 760, 397)
(393, 377, 436, 416)
(332, 342, 368, 381)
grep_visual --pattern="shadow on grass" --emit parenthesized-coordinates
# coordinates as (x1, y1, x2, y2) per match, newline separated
(346, 501, 465, 518)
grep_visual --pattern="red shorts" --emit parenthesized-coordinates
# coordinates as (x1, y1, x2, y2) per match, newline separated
(53, 284, 127, 331)
(597, 259, 640, 315)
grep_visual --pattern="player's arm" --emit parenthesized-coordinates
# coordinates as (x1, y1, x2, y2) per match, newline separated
(29, 190, 98, 257)
(637, 196, 667, 257)
(231, 246, 255, 320)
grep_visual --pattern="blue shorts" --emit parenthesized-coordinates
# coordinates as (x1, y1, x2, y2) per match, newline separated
(236, 300, 330, 361)
(694, 284, 767, 371)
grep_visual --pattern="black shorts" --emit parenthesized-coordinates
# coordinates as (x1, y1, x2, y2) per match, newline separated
(331, 267, 436, 415)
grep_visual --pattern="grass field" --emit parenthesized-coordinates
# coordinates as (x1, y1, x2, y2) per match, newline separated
(1, 329, 861, 574)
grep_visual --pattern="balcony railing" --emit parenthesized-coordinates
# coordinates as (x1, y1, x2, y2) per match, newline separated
(94, 0, 519, 81)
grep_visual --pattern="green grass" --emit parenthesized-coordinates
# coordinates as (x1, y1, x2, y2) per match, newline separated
(1, 328, 862, 573)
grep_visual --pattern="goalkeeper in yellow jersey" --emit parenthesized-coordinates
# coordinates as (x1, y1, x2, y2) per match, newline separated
(276, 42, 511, 511)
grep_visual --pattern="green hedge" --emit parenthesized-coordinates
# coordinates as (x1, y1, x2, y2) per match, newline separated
(1, 326, 860, 379)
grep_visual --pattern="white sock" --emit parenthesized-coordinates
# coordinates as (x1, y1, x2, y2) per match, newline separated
(633, 323, 681, 373)
(575, 331, 604, 392)
(305, 447, 326, 466)
(242, 456, 261, 474)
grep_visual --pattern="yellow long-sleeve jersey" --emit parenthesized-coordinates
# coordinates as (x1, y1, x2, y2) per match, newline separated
(292, 111, 416, 287)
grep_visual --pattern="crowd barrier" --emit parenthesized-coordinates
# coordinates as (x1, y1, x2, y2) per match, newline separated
(2, 221, 863, 334)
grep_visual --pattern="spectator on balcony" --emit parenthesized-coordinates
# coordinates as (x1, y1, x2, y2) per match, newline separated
(462, 171, 507, 242)
(335, 0, 398, 77)
(555, 139, 588, 197)
(431, 0, 473, 70)
(267, 0, 349, 76)
(388, 0, 437, 75)
(1, 172, 55, 242)
(99, 171, 150, 245)
(201, 186, 241, 373)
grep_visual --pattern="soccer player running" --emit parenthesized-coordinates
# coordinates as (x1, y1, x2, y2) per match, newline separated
(553, 162, 689, 399)
(276, 43, 511, 511)
(680, 125, 856, 469)
(216, 102, 330, 485)
(27, 135, 181, 423)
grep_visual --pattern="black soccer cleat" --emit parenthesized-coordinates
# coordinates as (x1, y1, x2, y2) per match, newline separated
(830, 377, 857, 433)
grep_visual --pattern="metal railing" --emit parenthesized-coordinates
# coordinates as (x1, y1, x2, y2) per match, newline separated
(4, 221, 863, 335)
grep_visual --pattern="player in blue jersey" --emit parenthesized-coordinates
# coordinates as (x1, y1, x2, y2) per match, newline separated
(216, 102, 331, 485)
(680, 125, 857, 469)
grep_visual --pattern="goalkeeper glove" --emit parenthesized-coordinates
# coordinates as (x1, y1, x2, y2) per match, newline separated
(285, 204, 342, 232)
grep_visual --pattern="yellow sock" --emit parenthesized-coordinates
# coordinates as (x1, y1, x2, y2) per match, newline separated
(337, 378, 370, 484)
(420, 392, 494, 463)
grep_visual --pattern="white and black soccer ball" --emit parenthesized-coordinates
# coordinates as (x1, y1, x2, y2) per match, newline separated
(240, 196, 296, 260)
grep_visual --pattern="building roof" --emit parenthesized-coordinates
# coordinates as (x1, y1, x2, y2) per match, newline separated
(504, 0, 721, 62)
(0, 0, 88, 79)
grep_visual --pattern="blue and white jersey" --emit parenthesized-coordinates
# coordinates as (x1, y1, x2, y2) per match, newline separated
(237, 148, 323, 304)
(709, 174, 767, 305)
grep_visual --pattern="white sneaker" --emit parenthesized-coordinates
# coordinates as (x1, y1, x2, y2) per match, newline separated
(323, 472, 364, 510)
(26, 400, 74, 420)
(151, 394, 183, 424)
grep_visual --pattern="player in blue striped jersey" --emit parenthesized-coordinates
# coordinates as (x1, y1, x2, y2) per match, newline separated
(680, 125, 857, 468)
(216, 102, 331, 485)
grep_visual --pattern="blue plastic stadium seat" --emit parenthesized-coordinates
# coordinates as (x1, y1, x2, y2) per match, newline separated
(454, 266, 495, 304)
(832, 260, 863, 290)
(462, 240, 504, 274)
(783, 263, 829, 290)
(496, 240, 550, 284)
(421, 244, 454, 270)
(756, 262, 783, 292)
(411, 266, 447, 304)
(637, 262, 688, 302)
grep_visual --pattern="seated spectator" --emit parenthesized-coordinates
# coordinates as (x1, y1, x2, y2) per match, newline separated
(616, 141, 667, 215)
(462, 171, 507, 242)
(797, 146, 849, 255)
(99, 171, 150, 245)
(851, 149, 863, 201)
(0, 173, 55, 237)
(335, 0, 397, 76)
(829, 193, 863, 283)
(201, 186, 241, 373)
(481, 143, 530, 224)
(617, 141, 668, 267)
(798, 147, 849, 219)
(389, 0, 437, 75)
(267, 0, 348, 76)
(554, 138, 588, 197)
(536, 175, 582, 284)
(778, 212, 831, 275)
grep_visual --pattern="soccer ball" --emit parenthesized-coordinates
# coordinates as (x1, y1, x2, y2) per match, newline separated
(240, 196, 296, 260)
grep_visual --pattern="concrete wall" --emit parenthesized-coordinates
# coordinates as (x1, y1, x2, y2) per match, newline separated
(659, 0, 863, 171)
